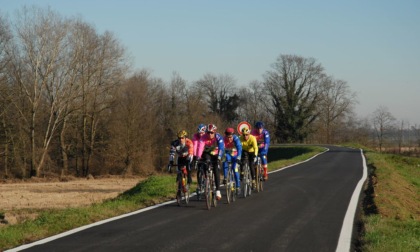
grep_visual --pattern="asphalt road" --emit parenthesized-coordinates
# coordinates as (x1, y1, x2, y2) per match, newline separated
(13, 145, 365, 252)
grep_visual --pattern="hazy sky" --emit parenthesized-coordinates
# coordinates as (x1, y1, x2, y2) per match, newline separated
(2, 0, 420, 124)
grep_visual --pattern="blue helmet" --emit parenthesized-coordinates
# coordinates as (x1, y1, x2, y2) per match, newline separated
(255, 121, 264, 129)
(197, 124, 207, 133)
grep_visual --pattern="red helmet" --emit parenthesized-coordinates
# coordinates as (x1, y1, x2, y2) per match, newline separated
(207, 124, 217, 133)
(225, 127, 235, 135)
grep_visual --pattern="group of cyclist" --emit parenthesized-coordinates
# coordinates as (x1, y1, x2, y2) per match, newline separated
(168, 121, 270, 201)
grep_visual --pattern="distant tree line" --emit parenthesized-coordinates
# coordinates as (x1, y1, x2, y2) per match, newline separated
(0, 6, 418, 178)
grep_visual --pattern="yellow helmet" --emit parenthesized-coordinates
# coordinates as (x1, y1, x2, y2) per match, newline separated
(177, 130, 187, 138)
(241, 127, 250, 135)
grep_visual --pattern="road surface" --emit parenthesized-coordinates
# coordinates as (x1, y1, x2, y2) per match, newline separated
(10, 145, 366, 252)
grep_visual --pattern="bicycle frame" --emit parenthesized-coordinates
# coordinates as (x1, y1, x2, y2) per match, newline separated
(196, 159, 217, 210)
(241, 160, 252, 198)
(168, 164, 190, 206)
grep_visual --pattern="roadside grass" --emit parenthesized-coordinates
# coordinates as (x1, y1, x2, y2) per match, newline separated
(0, 175, 175, 250)
(0, 145, 325, 251)
(360, 151, 420, 252)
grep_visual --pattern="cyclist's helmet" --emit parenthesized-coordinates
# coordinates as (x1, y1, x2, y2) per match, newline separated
(241, 127, 250, 135)
(197, 124, 206, 133)
(207, 124, 217, 133)
(177, 130, 187, 138)
(225, 127, 235, 135)
(255, 121, 264, 129)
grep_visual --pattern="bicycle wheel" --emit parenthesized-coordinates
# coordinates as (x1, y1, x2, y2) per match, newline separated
(226, 163, 232, 204)
(255, 163, 260, 193)
(231, 167, 236, 202)
(211, 171, 217, 208)
(242, 163, 250, 198)
(196, 167, 204, 201)
(205, 171, 212, 210)
(259, 165, 264, 192)
(246, 164, 252, 197)
(183, 174, 190, 205)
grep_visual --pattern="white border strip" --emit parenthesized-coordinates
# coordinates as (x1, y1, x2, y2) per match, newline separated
(336, 149, 368, 252)
(5, 200, 177, 252)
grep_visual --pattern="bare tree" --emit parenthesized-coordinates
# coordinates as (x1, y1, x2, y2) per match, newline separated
(0, 14, 13, 176)
(372, 106, 396, 153)
(195, 73, 239, 123)
(264, 54, 325, 143)
(237, 80, 271, 127)
(316, 77, 358, 143)
(9, 6, 71, 177)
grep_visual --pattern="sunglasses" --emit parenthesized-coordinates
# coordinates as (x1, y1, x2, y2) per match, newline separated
(207, 132, 215, 135)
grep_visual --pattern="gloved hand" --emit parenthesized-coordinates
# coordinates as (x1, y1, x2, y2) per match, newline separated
(253, 157, 257, 164)
(167, 164, 172, 173)
(187, 154, 193, 163)
(218, 155, 222, 161)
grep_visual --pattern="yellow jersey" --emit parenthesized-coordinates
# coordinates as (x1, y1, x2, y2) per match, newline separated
(239, 134, 258, 156)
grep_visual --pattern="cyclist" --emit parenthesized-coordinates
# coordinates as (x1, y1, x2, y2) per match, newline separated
(239, 127, 258, 189)
(251, 121, 270, 180)
(199, 124, 224, 200)
(192, 124, 206, 192)
(223, 127, 242, 195)
(168, 130, 194, 187)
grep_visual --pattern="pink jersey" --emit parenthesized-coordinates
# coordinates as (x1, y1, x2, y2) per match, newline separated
(192, 132, 205, 158)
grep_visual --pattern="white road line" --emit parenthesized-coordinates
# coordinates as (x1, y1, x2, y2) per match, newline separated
(5, 200, 176, 252)
(336, 149, 368, 252)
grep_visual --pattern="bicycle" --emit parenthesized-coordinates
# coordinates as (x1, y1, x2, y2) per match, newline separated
(204, 160, 218, 210)
(225, 161, 236, 204)
(195, 160, 205, 201)
(255, 156, 264, 192)
(194, 159, 217, 210)
(241, 158, 252, 198)
(167, 163, 190, 206)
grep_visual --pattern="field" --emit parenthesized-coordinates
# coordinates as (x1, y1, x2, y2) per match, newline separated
(0, 176, 141, 225)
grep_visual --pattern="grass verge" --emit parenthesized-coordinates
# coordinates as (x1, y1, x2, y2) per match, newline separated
(0, 145, 325, 251)
(359, 151, 420, 252)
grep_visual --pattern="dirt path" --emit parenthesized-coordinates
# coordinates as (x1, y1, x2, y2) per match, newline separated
(0, 177, 141, 210)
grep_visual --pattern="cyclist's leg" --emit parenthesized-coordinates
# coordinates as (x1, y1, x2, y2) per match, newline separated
(241, 151, 249, 179)
(223, 154, 232, 184)
(260, 152, 268, 180)
(186, 158, 193, 184)
(249, 152, 256, 180)
(178, 157, 189, 183)
(212, 155, 220, 190)
(232, 156, 240, 188)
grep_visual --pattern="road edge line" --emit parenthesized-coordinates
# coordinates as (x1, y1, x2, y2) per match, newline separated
(335, 148, 368, 252)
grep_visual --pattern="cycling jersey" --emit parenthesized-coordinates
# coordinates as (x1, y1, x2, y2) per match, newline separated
(192, 132, 205, 158)
(169, 138, 193, 159)
(251, 128, 270, 155)
(199, 133, 224, 159)
(239, 134, 258, 156)
(224, 134, 242, 158)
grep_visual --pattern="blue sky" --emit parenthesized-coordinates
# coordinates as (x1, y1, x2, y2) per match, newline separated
(2, 0, 420, 124)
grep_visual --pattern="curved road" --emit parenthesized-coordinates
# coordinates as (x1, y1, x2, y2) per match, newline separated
(10, 145, 366, 252)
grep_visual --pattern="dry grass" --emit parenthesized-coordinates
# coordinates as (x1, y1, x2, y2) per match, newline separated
(0, 176, 142, 225)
